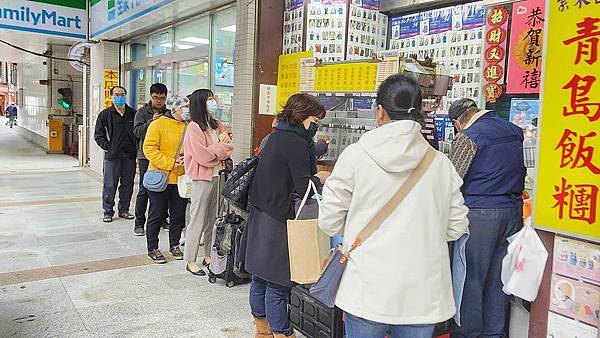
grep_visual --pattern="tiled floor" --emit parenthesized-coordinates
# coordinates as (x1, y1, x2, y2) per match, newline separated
(0, 123, 255, 337)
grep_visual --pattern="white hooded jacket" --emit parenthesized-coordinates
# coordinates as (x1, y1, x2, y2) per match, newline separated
(318, 120, 469, 325)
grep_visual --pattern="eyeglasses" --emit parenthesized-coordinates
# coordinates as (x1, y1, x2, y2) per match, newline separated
(151, 96, 167, 101)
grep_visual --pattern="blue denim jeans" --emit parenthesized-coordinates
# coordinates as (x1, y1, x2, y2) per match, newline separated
(249, 275, 293, 336)
(344, 313, 435, 338)
(450, 207, 522, 338)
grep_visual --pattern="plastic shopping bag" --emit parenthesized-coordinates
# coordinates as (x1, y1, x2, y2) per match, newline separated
(501, 218, 548, 301)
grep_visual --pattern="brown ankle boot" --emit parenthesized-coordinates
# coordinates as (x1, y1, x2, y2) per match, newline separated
(273, 333, 296, 338)
(254, 317, 273, 338)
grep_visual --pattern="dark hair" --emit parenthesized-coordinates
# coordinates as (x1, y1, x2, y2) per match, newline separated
(110, 86, 127, 95)
(150, 83, 167, 95)
(189, 89, 218, 131)
(276, 93, 326, 125)
(376, 74, 424, 124)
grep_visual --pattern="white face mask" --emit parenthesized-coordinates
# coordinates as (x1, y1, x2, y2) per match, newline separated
(206, 99, 218, 113)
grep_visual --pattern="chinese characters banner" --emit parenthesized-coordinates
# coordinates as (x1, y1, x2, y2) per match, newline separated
(103, 70, 119, 109)
(483, 5, 509, 103)
(277, 51, 313, 110)
(533, 3, 600, 240)
(506, 0, 545, 94)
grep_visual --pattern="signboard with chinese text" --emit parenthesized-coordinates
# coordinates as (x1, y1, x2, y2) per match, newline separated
(277, 51, 313, 110)
(314, 62, 378, 92)
(507, 0, 545, 94)
(483, 5, 509, 103)
(533, 1, 600, 241)
(103, 70, 119, 109)
(90, 0, 174, 38)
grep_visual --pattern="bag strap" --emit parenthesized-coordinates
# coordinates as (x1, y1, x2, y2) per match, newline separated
(168, 123, 188, 172)
(347, 147, 436, 254)
(295, 179, 321, 220)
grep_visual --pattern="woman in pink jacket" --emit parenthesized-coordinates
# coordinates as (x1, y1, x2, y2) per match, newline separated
(183, 89, 233, 275)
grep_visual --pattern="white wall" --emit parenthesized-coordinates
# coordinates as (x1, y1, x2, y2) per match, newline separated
(17, 55, 49, 145)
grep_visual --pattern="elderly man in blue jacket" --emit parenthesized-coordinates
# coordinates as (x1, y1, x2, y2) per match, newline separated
(448, 99, 526, 338)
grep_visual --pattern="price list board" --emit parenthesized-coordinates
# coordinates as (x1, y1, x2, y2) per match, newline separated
(314, 62, 378, 92)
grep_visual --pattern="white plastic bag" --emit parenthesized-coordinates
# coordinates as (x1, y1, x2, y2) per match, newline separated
(177, 175, 192, 199)
(501, 218, 548, 301)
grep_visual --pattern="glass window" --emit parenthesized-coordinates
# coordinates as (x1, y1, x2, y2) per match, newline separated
(152, 64, 173, 94)
(212, 7, 237, 124)
(149, 30, 172, 57)
(176, 59, 210, 97)
(175, 16, 211, 52)
(129, 38, 147, 62)
(129, 68, 147, 109)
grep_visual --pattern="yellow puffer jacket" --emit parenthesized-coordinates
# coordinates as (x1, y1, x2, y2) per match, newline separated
(143, 116, 186, 184)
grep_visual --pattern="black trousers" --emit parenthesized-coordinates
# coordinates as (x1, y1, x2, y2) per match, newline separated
(135, 159, 169, 228)
(146, 185, 186, 253)
(102, 157, 136, 217)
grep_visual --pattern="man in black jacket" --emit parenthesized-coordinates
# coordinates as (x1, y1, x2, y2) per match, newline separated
(94, 86, 137, 223)
(132, 83, 170, 236)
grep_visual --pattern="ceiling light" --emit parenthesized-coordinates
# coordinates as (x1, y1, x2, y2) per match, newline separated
(177, 44, 194, 50)
(181, 37, 210, 44)
(221, 25, 236, 32)
(160, 43, 173, 48)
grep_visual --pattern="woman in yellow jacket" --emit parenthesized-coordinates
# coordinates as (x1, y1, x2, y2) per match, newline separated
(143, 95, 190, 264)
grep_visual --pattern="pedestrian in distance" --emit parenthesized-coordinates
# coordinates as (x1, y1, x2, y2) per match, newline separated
(94, 86, 137, 223)
(240, 93, 330, 338)
(4, 102, 17, 128)
(133, 83, 171, 236)
(448, 98, 526, 338)
(318, 74, 469, 338)
(143, 95, 190, 264)
(183, 89, 233, 276)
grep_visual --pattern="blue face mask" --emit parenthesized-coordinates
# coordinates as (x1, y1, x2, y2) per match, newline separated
(180, 108, 191, 121)
(207, 99, 218, 113)
(113, 95, 126, 107)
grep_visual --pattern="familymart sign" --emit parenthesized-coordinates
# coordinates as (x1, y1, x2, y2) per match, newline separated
(0, 0, 87, 39)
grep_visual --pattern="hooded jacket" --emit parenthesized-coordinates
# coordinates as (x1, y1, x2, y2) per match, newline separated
(318, 120, 469, 325)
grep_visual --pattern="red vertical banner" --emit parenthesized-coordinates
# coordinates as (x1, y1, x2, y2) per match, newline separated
(483, 5, 509, 103)
(506, 0, 546, 94)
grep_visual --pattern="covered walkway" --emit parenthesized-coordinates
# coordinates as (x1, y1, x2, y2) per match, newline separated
(0, 120, 253, 337)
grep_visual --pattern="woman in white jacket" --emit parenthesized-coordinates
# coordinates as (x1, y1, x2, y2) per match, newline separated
(318, 74, 469, 338)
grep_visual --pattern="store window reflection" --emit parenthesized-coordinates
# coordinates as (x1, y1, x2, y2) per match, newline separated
(150, 31, 172, 56)
(152, 64, 173, 93)
(129, 68, 147, 109)
(177, 59, 210, 97)
(212, 8, 236, 124)
(129, 38, 147, 61)
(176, 17, 210, 52)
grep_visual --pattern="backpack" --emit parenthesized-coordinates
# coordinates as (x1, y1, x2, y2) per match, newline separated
(221, 156, 259, 212)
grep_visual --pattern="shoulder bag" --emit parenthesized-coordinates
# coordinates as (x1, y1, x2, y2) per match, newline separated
(144, 124, 188, 193)
(309, 147, 436, 308)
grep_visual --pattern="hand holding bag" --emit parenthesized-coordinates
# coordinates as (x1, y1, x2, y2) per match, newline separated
(309, 148, 436, 308)
(144, 124, 188, 193)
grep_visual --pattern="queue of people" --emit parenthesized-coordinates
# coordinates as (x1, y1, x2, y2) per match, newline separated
(93, 74, 525, 338)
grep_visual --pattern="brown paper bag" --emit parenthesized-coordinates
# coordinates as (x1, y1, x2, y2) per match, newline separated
(287, 218, 331, 284)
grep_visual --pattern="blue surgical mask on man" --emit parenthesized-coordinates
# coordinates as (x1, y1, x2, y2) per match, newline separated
(207, 99, 218, 113)
(113, 96, 126, 107)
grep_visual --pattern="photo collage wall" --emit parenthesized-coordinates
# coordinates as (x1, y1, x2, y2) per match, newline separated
(306, 0, 348, 62)
(347, 0, 388, 60)
(283, 0, 305, 55)
(390, 2, 486, 111)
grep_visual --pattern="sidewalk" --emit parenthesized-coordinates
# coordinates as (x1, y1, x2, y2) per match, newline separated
(0, 122, 253, 337)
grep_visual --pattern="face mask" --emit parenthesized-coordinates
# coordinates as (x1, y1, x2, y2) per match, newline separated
(307, 122, 319, 137)
(113, 96, 126, 107)
(180, 108, 191, 121)
(206, 99, 218, 113)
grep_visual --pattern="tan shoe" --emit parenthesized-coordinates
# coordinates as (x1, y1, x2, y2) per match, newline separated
(273, 333, 296, 338)
(254, 317, 273, 338)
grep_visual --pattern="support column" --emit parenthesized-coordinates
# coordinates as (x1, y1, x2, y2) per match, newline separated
(88, 41, 120, 175)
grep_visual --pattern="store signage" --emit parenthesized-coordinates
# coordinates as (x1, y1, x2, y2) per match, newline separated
(277, 51, 313, 110)
(90, 0, 174, 38)
(506, 0, 545, 94)
(483, 5, 508, 103)
(0, 0, 86, 39)
(103, 70, 119, 109)
(533, 1, 600, 241)
(314, 62, 377, 92)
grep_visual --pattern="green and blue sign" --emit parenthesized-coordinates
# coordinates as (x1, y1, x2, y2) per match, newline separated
(90, 0, 174, 38)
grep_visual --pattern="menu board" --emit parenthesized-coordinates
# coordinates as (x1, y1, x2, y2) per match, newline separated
(553, 236, 600, 286)
(283, 1, 305, 55)
(306, 0, 347, 62)
(389, 2, 486, 112)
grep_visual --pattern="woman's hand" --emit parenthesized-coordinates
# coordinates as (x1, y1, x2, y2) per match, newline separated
(219, 132, 232, 144)
(174, 155, 185, 168)
(315, 171, 331, 184)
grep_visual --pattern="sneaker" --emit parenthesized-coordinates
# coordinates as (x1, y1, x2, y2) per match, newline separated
(148, 249, 167, 264)
(134, 227, 145, 236)
(170, 245, 183, 260)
